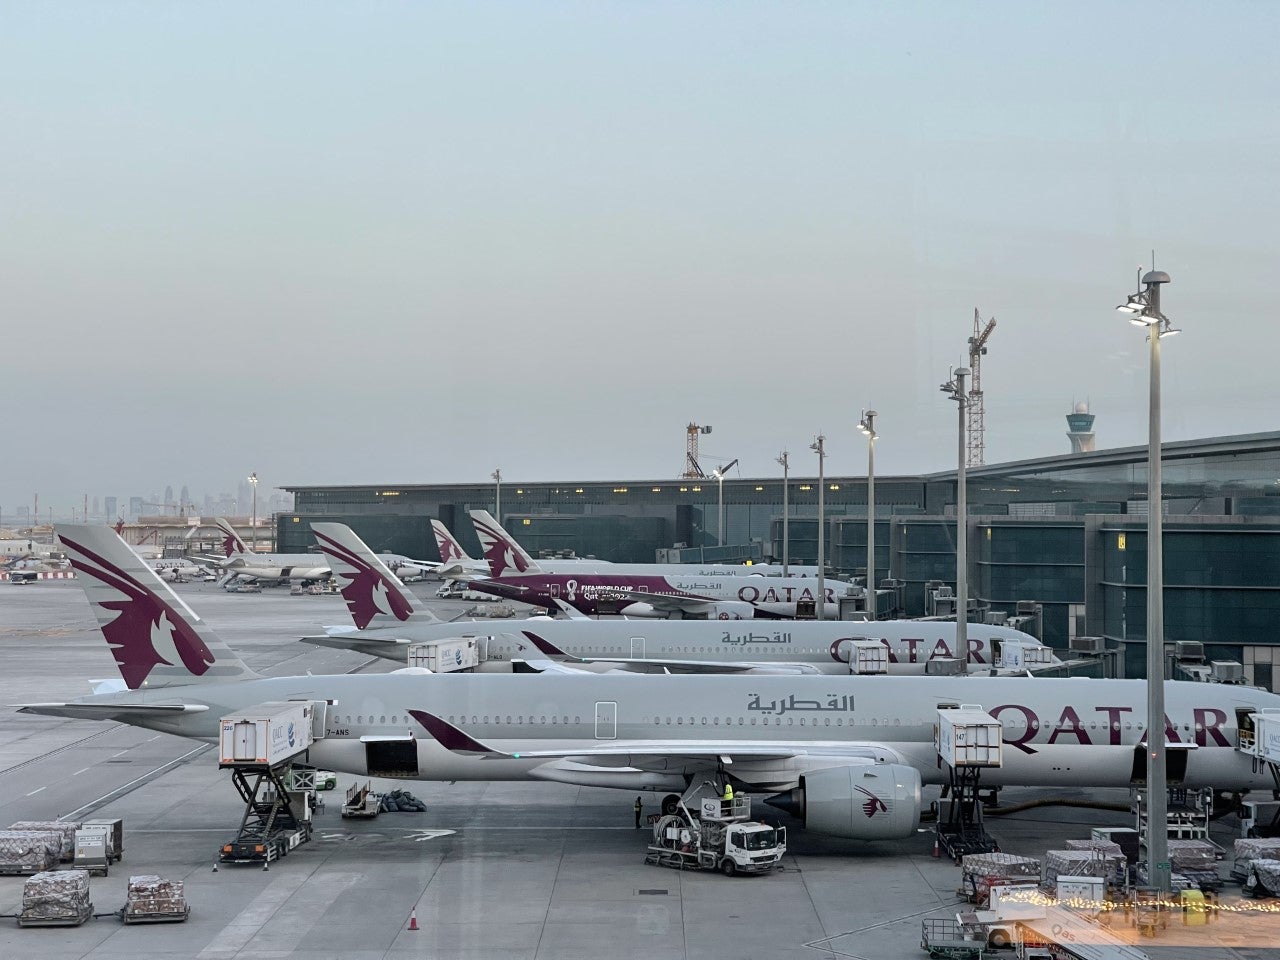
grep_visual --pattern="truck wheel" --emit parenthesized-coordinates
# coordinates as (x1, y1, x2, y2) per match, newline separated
(720, 859, 736, 877)
(662, 794, 680, 816)
(989, 929, 1010, 949)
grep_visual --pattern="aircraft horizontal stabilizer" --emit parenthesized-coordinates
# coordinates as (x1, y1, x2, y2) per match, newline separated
(17, 702, 210, 721)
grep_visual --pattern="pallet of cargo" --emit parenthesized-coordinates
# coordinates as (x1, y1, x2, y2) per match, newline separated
(18, 870, 93, 927)
(119, 905, 191, 924)
(17, 904, 93, 928)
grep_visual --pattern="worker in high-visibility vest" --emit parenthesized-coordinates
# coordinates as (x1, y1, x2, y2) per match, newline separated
(634, 796, 643, 828)
(722, 782, 734, 802)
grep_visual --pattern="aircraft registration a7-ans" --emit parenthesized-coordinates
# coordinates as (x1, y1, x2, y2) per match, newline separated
(307, 522, 1062, 676)
(23, 524, 1280, 843)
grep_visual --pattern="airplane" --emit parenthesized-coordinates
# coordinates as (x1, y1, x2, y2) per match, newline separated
(23, 523, 1280, 844)
(149, 558, 204, 582)
(305, 522, 1061, 675)
(469, 510, 828, 580)
(205, 518, 421, 587)
(430, 519, 604, 580)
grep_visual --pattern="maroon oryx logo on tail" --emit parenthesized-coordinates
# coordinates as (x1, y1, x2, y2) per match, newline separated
(59, 533, 214, 688)
(313, 529, 414, 628)
(473, 516, 528, 576)
(854, 785, 888, 818)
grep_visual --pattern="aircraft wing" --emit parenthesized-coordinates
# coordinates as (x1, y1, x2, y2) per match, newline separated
(17, 702, 210, 721)
(570, 658, 821, 675)
(409, 710, 814, 765)
(510, 629, 819, 674)
(300, 634, 409, 652)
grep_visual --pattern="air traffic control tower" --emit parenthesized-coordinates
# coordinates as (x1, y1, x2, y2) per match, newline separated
(1066, 401, 1096, 454)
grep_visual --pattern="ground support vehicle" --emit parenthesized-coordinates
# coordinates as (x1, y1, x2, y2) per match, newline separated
(920, 917, 989, 959)
(341, 781, 381, 819)
(645, 789, 784, 876)
(217, 703, 318, 866)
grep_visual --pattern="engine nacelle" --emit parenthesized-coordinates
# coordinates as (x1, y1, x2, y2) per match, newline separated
(769, 763, 921, 840)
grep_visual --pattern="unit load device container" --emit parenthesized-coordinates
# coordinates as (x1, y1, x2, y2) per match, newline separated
(219, 701, 316, 768)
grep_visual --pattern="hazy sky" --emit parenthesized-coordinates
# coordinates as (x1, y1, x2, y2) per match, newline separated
(4, 2, 1278, 512)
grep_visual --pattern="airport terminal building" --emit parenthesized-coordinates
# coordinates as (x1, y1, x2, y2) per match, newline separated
(283, 430, 1280, 690)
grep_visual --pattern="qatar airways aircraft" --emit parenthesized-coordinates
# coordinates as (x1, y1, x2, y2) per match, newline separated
(25, 524, 1280, 845)
(468, 510, 826, 579)
(306, 522, 1061, 676)
(464, 512, 850, 618)
(205, 518, 419, 587)
(430, 518, 603, 580)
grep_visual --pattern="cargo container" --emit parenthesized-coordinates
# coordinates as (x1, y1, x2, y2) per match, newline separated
(219, 701, 315, 768)
(407, 637, 479, 673)
(848, 639, 888, 675)
(936, 706, 1002, 768)
(1254, 710, 1280, 766)
(81, 818, 123, 862)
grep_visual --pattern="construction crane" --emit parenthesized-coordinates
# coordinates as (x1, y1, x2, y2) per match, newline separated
(967, 309, 997, 468)
(682, 423, 713, 479)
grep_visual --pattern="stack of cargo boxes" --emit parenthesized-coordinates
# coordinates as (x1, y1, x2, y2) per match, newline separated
(959, 852, 1040, 905)
(18, 869, 92, 926)
(1232, 838, 1280, 883)
(124, 874, 189, 922)
(0, 831, 62, 875)
(9, 820, 78, 861)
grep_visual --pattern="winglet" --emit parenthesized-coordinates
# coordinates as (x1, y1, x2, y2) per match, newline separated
(408, 709, 507, 757)
(520, 630, 574, 659)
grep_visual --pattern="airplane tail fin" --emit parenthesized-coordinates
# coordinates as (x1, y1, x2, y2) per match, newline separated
(311, 522, 438, 629)
(55, 524, 259, 689)
(214, 517, 250, 558)
(468, 509, 542, 577)
(430, 520, 474, 566)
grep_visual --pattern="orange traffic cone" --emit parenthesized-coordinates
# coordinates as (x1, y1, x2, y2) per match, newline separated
(408, 909, 419, 932)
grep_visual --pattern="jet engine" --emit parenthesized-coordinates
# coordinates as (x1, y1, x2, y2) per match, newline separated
(766, 763, 921, 840)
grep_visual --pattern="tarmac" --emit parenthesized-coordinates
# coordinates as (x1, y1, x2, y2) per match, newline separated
(1, 579, 1278, 959)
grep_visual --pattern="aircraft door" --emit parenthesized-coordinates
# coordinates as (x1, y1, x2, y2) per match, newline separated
(595, 701, 617, 740)
(631, 637, 645, 659)
(550, 584, 561, 599)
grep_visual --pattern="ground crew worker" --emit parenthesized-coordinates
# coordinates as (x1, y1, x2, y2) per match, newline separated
(634, 795, 643, 828)
(722, 782, 734, 802)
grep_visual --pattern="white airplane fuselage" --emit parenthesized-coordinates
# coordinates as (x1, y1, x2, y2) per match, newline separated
(62, 674, 1280, 795)
(311, 619, 1055, 675)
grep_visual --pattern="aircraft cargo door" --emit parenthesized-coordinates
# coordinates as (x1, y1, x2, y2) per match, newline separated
(595, 701, 617, 740)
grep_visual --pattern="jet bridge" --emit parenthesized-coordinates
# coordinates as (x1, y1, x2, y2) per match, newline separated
(934, 705, 1002, 862)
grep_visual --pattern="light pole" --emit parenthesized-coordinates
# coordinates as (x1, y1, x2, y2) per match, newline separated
(858, 411, 878, 620)
(810, 435, 826, 621)
(775, 452, 790, 577)
(1117, 268, 1179, 895)
(491, 469, 502, 526)
(941, 370, 970, 665)
(247, 472, 259, 552)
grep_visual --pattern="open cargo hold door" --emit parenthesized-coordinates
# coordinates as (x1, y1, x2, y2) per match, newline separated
(1130, 742, 1193, 784)
(363, 736, 419, 778)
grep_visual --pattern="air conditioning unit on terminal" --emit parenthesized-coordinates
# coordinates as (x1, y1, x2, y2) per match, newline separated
(1070, 636, 1105, 655)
